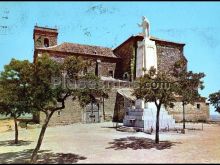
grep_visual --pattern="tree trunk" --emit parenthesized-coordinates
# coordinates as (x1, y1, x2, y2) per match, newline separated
(103, 97, 105, 121)
(30, 112, 52, 164)
(183, 102, 186, 129)
(13, 116, 18, 144)
(155, 106, 160, 144)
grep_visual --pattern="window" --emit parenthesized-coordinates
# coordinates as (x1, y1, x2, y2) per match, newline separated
(58, 111, 61, 116)
(44, 38, 49, 47)
(196, 104, 200, 110)
(123, 72, 129, 80)
(108, 70, 113, 77)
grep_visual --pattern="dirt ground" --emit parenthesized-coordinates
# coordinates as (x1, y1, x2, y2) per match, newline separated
(0, 121, 220, 163)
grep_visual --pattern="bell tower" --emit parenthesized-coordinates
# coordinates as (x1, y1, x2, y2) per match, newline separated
(33, 25, 58, 49)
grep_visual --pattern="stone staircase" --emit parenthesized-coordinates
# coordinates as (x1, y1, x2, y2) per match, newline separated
(123, 103, 176, 132)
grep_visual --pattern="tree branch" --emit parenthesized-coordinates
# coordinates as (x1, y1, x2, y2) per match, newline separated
(154, 99, 158, 108)
(50, 91, 71, 112)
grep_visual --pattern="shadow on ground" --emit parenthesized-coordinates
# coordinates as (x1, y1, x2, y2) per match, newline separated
(106, 136, 181, 150)
(0, 140, 33, 147)
(0, 149, 87, 164)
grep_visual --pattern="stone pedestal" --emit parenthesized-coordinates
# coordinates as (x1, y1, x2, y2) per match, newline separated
(123, 17, 175, 132)
(123, 102, 176, 132)
(142, 103, 176, 132)
(136, 38, 157, 77)
(135, 99, 145, 109)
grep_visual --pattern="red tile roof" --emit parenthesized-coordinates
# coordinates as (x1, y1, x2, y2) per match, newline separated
(133, 33, 185, 45)
(37, 42, 118, 58)
(149, 36, 185, 46)
(114, 34, 185, 52)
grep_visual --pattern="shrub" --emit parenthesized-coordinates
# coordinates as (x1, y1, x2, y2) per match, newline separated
(19, 122, 27, 128)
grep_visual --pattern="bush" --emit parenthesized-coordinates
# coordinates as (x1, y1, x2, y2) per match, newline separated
(19, 122, 27, 128)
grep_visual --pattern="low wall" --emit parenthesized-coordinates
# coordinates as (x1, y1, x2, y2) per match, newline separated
(167, 101, 210, 122)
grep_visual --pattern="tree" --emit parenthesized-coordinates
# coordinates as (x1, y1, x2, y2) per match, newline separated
(0, 59, 33, 144)
(76, 73, 109, 120)
(209, 90, 220, 113)
(30, 54, 86, 163)
(133, 67, 177, 143)
(101, 92, 109, 121)
(173, 60, 205, 130)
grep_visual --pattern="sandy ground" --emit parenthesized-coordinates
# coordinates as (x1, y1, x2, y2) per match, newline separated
(0, 121, 220, 163)
(0, 119, 14, 132)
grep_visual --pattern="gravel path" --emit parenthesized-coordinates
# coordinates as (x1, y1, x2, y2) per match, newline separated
(0, 122, 220, 163)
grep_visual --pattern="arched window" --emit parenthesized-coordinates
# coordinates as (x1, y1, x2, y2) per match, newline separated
(44, 38, 49, 47)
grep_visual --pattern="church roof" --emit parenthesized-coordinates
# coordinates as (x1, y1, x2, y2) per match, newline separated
(114, 34, 185, 52)
(117, 88, 136, 101)
(149, 36, 185, 46)
(133, 33, 185, 45)
(37, 42, 118, 58)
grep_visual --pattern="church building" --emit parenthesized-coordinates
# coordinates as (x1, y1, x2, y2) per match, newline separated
(33, 17, 209, 126)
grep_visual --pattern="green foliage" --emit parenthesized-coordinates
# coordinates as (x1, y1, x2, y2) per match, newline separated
(209, 90, 220, 113)
(133, 67, 177, 108)
(174, 57, 187, 70)
(62, 56, 109, 108)
(63, 56, 89, 80)
(19, 122, 27, 128)
(29, 54, 90, 163)
(0, 54, 110, 162)
(77, 72, 109, 108)
(31, 54, 64, 111)
(133, 67, 178, 143)
(0, 58, 33, 118)
(173, 60, 205, 105)
(130, 46, 135, 81)
(31, 53, 107, 112)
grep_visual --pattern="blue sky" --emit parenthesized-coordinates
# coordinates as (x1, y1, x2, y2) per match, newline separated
(0, 2, 220, 115)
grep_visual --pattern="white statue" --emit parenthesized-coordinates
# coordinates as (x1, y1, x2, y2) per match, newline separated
(138, 16, 150, 37)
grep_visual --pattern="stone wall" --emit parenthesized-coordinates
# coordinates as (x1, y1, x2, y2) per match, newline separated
(113, 92, 135, 123)
(167, 101, 210, 122)
(84, 60, 116, 77)
(36, 52, 118, 126)
(99, 62, 116, 77)
(35, 51, 117, 78)
(113, 37, 187, 80)
(34, 32, 58, 49)
(113, 40, 134, 80)
(39, 97, 83, 126)
(39, 88, 118, 126)
(156, 43, 186, 73)
(112, 99, 210, 123)
(102, 88, 118, 121)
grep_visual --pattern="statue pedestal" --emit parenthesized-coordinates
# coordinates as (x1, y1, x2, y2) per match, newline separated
(122, 16, 175, 132)
(123, 101, 176, 132)
(136, 38, 157, 78)
(135, 99, 145, 109)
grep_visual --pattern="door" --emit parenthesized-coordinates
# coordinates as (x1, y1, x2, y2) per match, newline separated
(85, 103, 99, 123)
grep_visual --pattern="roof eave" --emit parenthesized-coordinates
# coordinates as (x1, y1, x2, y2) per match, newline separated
(113, 35, 143, 52)
(35, 48, 120, 59)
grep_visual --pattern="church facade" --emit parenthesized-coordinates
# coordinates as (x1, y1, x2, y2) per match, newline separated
(33, 18, 209, 126)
